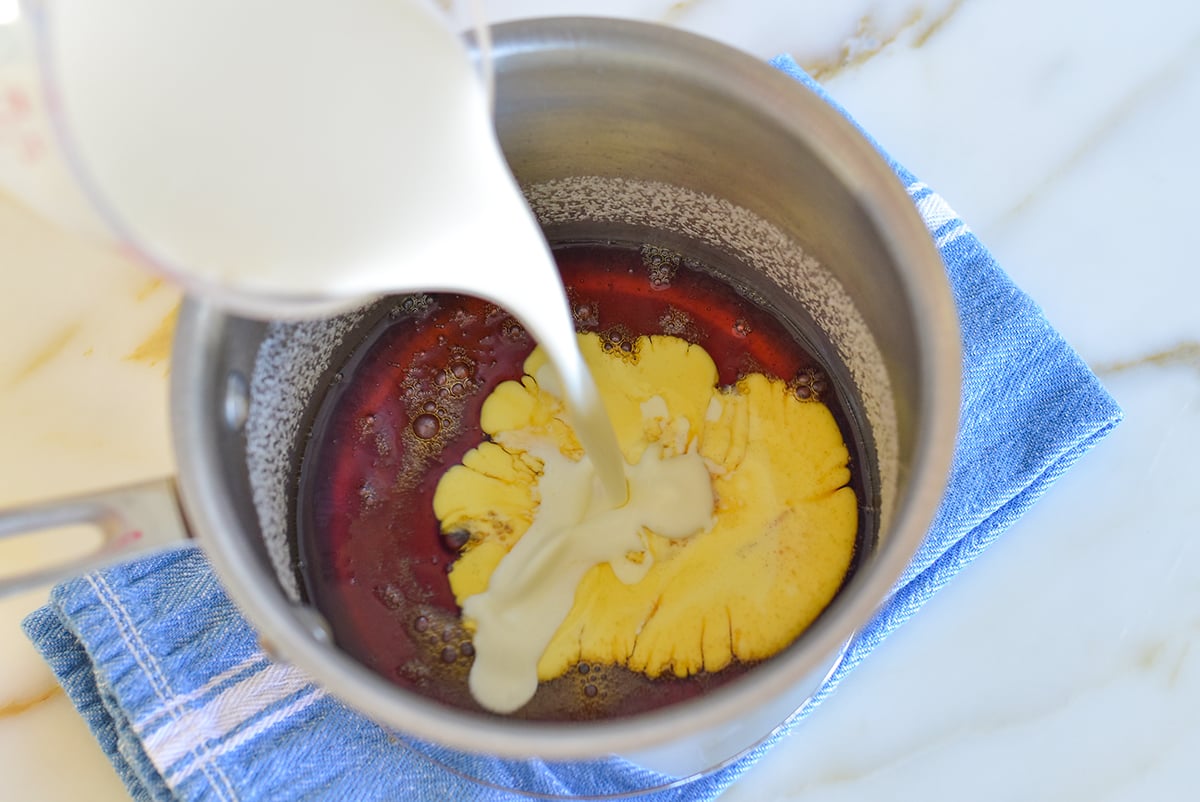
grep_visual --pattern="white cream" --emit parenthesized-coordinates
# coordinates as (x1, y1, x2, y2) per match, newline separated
(463, 440, 713, 714)
(43, 0, 628, 507)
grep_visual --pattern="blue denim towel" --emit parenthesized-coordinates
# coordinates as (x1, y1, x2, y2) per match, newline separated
(23, 55, 1122, 801)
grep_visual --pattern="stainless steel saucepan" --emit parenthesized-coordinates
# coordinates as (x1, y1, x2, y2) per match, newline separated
(0, 18, 959, 777)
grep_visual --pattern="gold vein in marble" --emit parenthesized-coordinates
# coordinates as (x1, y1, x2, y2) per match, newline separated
(1139, 641, 1167, 670)
(6, 322, 81, 387)
(912, 0, 966, 48)
(124, 303, 179, 370)
(133, 277, 165, 302)
(1096, 341, 1200, 376)
(1168, 642, 1191, 689)
(802, 1, 966, 82)
(0, 686, 61, 720)
(662, 0, 700, 23)
(1133, 637, 1194, 692)
(803, 13, 918, 81)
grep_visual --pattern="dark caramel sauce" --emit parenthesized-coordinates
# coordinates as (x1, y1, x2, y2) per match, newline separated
(297, 243, 855, 720)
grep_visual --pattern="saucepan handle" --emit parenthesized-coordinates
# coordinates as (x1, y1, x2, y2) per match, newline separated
(0, 478, 192, 597)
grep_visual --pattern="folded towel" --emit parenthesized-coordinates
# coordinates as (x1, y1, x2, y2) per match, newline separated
(23, 56, 1122, 801)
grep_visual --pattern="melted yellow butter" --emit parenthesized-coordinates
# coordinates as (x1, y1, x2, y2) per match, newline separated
(432, 333, 857, 712)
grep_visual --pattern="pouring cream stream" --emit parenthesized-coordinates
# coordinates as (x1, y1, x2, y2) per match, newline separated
(33, 0, 628, 505)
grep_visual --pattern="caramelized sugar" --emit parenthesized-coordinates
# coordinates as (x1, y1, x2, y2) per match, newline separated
(297, 243, 855, 720)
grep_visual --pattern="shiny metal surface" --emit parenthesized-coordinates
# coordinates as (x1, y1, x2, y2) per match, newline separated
(0, 17, 960, 770)
(173, 18, 960, 765)
(0, 478, 190, 595)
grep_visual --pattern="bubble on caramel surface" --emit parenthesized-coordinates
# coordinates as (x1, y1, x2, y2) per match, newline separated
(401, 606, 475, 683)
(443, 528, 470, 551)
(358, 481, 380, 507)
(499, 316, 527, 342)
(373, 583, 406, 611)
(641, 243, 681, 289)
(395, 294, 435, 317)
(598, 325, 639, 360)
(791, 367, 829, 403)
(658, 305, 705, 342)
(412, 413, 441, 439)
(571, 297, 601, 330)
(393, 344, 485, 491)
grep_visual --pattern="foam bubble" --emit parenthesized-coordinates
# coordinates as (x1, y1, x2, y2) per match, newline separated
(412, 413, 441, 439)
(641, 243, 680, 289)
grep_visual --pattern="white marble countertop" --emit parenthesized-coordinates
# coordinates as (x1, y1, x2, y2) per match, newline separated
(2, 0, 1197, 799)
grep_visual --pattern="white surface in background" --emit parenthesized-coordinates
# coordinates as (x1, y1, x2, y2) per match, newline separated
(1, 1, 1196, 800)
